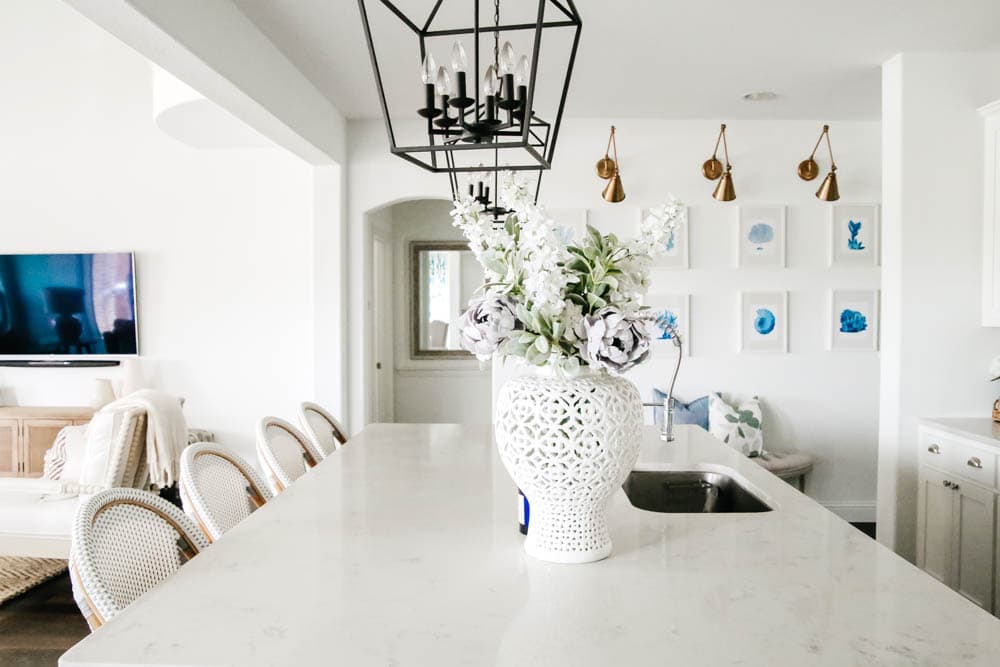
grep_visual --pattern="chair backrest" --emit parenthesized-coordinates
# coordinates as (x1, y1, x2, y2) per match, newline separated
(104, 407, 149, 490)
(179, 443, 272, 541)
(297, 401, 348, 459)
(255, 417, 321, 494)
(69, 488, 209, 629)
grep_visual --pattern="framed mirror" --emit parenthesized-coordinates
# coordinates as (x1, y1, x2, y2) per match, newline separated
(410, 241, 482, 359)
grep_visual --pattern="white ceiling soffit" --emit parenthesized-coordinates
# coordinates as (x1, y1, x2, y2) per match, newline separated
(232, 0, 1000, 121)
(152, 64, 273, 149)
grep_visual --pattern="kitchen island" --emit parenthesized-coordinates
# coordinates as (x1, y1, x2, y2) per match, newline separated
(60, 424, 1000, 666)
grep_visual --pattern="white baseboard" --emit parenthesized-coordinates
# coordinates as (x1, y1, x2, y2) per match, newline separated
(820, 501, 876, 523)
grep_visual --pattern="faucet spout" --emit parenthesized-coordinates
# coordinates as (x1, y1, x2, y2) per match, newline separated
(659, 322, 683, 442)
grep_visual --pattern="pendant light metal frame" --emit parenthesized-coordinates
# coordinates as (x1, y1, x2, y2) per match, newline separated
(358, 0, 582, 180)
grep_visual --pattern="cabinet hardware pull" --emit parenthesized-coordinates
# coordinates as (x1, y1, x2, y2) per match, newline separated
(943, 480, 952, 488)
(953, 484, 961, 491)
(928, 444, 941, 454)
(967, 457, 983, 469)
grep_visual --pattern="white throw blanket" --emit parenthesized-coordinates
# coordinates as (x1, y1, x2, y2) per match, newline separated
(105, 390, 187, 488)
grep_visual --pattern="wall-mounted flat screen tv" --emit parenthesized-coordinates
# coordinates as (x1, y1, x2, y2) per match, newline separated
(0, 253, 137, 356)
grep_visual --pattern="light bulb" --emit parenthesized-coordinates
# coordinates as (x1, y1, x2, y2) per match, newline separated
(435, 66, 452, 97)
(483, 65, 498, 96)
(514, 55, 530, 86)
(451, 41, 467, 72)
(499, 41, 516, 76)
(420, 52, 437, 85)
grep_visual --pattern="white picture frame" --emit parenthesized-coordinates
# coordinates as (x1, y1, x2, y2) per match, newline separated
(642, 206, 689, 269)
(830, 204, 879, 267)
(739, 291, 788, 353)
(646, 294, 691, 357)
(738, 205, 785, 268)
(829, 289, 879, 351)
(549, 208, 589, 246)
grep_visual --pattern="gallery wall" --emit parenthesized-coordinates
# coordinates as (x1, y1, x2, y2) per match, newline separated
(349, 117, 882, 519)
(0, 0, 317, 461)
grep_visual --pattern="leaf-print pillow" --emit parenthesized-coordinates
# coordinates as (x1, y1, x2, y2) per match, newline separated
(708, 393, 763, 456)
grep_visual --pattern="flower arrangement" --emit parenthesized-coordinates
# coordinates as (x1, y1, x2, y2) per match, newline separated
(452, 172, 684, 375)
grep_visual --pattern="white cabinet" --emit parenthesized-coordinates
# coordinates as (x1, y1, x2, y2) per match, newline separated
(980, 99, 1000, 326)
(917, 466, 956, 585)
(917, 424, 998, 613)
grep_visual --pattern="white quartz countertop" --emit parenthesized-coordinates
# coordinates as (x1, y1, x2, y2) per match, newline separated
(60, 424, 1000, 666)
(920, 417, 1000, 449)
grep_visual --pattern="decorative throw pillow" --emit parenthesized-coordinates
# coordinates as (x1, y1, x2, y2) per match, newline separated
(709, 393, 763, 456)
(77, 409, 123, 495)
(42, 424, 88, 481)
(650, 390, 710, 430)
(41, 430, 68, 481)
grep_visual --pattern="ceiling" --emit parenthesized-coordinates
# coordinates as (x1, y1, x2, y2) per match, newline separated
(233, 0, 1000, 121)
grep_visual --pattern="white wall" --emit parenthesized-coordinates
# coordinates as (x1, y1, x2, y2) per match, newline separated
(0, 0, 317, 461)
(878, 52, 1000, 560)
(383, 200, 491, 424)
(348, 117, 882, 518)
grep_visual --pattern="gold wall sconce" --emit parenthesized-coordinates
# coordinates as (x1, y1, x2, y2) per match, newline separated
(597, 125, 625, 202)
(798, 124, 840, 201)
(704, 123, 735, 201)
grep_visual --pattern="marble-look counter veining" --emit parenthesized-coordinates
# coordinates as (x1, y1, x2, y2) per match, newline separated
(920, 417, 1000, 450)
(60, 425, 1000, 666)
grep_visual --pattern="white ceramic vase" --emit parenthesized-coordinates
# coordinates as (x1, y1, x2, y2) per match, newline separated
(89, 378, 116, 409)
(494, 369, 643, 564)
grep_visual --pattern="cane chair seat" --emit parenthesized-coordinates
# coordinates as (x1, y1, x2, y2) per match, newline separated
(179, 443, 272, 541)
(255, 417, 322, 494)
(69, 488, 209, 629)
(297, 401, 348, 459)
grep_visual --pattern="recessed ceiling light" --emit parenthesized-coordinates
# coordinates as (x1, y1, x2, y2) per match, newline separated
(742, 91, 778, 102)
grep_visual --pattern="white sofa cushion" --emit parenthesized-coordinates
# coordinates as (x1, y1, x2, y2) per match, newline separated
(0, 491, 81, 538)
(77, 410, 122, 495)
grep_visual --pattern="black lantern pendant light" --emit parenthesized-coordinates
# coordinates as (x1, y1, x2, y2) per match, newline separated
(358, 0, 582, 214)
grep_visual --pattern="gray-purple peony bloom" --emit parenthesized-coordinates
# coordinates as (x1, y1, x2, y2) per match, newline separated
(459, 294, 519, 361)
(576, 307, 653, 373)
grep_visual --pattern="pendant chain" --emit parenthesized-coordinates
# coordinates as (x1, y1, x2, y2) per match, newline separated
(493, 0, 500, 71)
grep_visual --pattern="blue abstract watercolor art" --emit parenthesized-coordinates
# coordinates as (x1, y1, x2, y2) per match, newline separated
(748, 223, 774, 252)
(847, 220, 865, 251)
(655, 310, 678, 340)
(753, 308, 776, 335)
(664, 228, 676, 253)
(839, 309, 868, 333)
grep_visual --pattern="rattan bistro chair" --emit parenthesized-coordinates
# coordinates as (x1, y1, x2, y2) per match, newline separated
(297, 401, 348, 459)
(255, 417, 322, 494)
(69, 488, 209, 630)
(179, 443, 272, 542)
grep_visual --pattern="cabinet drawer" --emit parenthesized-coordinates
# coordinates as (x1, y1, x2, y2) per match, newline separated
(921, 430, 997, 489)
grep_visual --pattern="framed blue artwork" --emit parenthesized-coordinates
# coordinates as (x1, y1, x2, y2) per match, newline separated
(829, 289, 879, 351)
(642, 206, 689, 269)
(739, 291, 788, 353)
(646, 294, 691, 356)
(830, 204, 879, 267)
(738, 205, 785, 268)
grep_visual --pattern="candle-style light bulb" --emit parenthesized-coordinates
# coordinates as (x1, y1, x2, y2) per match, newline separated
(451, 40, 468, 72)
(483, 65, 498, 96)
(514, 55, 530, 86)
(420, 52, 437, 85)
(499, 41, 516, 76)
(435, 66, 452, 97)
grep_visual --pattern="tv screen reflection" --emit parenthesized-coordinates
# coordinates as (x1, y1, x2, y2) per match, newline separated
(0, 253, 137, 356)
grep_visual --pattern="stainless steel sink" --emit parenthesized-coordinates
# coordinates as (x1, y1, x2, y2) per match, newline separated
(623, 470, 773, 513)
